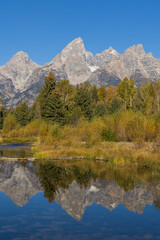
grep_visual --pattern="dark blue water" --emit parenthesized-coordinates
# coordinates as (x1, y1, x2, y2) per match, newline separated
(0, 145, 159, 240)
(0, 192, 160, 240)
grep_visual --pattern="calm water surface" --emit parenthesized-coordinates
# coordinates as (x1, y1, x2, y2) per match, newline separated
(0, 143, 33, 158)
(0, 144, 160, 240)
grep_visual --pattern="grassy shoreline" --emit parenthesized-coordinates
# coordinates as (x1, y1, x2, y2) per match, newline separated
(32, 141, 160, 169)
(0, 133, 160, 166)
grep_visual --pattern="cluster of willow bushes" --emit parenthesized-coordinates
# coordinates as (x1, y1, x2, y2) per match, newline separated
(1, 110, 159, 145)
(38, 110, 160, 145)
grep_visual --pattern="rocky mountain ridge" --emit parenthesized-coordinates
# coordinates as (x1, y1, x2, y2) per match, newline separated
(0, 37, 160, 107)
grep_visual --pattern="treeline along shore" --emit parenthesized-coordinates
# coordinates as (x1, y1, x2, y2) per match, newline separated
(0, 73, 160, 167)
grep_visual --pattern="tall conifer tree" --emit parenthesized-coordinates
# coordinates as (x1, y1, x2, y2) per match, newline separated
(15, 102, 30, 126)
(39, 72, 57, 119)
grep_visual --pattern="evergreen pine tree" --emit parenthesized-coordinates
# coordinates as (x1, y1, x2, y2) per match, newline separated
(43, 93, 66, 125)
(95, 103, 108, 117)
(15, 102, 30, 126)
(92, 85, 99, 103)
(75, 86, 93, 120)
(39, 72, 57, 119)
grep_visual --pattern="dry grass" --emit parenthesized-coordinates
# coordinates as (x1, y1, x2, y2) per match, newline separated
(33, 141, 160, 169)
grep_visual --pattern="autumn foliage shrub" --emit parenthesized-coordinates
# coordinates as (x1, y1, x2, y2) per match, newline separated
(3, 114, 18, 134)
(113, 111, 156, 142)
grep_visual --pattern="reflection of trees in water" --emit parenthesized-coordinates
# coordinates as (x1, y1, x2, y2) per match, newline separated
(72, 165, 97, 188)
(154, 200, 160, 211)
(20, 160, 27, 168)
(35, 160, 160, 205)
(114, 172, 135, 192)
(36, 161, 71, 202)
(36, 161, 98, 202)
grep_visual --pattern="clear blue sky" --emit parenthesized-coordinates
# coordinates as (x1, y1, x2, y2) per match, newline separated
(0, 0, 160, 66)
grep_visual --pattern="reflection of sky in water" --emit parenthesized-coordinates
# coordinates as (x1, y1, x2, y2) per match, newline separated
(0, 192, 160, 240)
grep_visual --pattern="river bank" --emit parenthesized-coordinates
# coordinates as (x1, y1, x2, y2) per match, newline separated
(32, 141, 160, 169)
(0, 141, 160, 170)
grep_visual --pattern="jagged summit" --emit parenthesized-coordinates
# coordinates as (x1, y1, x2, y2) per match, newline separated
(67, 37, 84, 45)
(108, 46, 118, 52)
(47, 37, 94, 85)
(124, 44, 145, 56)
(6, 51, 31, 65)
(0, 37, 160, 108)
(88, 42, 160, 87)
(95, 46, 119, 67)
(60, 37, 86, 62)
(12, 50, 29, 57)
(108, 47, 119, 56)
(62, 37, 85, 52)
(0, 51, 40, 91)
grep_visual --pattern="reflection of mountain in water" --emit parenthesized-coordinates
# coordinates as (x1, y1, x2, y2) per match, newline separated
(0, 161, 160, 220)
(55, 180, 154, 220)
(0, 161, 42, 206)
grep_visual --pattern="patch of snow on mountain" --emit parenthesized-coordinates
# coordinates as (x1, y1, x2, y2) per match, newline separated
(88, 65, 99, 72)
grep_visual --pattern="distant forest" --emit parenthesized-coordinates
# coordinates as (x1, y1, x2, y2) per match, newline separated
(0, 72, 160, 143)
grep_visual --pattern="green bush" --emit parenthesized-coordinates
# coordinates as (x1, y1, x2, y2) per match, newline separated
(101, 128, 117, 142)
